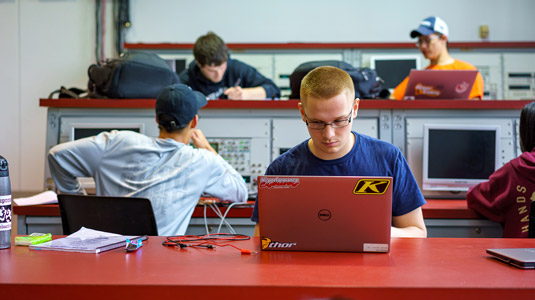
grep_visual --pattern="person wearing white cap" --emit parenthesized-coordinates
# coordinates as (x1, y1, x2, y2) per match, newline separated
(48, 84, 248, 236)
(391, 16, 484, 100)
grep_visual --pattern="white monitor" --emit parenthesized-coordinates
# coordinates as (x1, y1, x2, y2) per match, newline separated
(370, 55, 421, 90)
(422, 124, 500, 191)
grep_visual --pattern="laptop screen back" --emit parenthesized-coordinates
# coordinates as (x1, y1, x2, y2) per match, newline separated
(258, 175, 392, 253)
(487, 248, 535, 269)
(403, 70, 478, 100)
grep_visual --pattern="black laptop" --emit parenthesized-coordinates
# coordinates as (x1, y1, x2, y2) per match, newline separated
(58, 194, 158, 236)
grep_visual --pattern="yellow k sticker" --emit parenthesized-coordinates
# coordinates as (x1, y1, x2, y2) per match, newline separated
(353, 179, 391, 195)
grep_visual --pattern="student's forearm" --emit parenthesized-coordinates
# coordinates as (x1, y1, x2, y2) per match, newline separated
(242, 87, 266, 100)
(391, 226, 427, 238)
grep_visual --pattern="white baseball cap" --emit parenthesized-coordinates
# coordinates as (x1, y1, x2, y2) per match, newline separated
(410, 16, 449, 38)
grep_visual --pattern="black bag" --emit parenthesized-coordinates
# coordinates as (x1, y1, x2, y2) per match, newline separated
(88, 50, 180, 98)
(289, 60, 385, 99)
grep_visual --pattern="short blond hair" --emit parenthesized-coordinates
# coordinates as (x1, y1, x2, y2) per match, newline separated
(300, 66, 355, 106)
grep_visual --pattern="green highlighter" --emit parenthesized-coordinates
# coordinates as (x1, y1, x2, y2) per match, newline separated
(15, 233, 52, 246)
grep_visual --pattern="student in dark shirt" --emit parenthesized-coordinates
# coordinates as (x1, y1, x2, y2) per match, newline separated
(467, 102, 535, 237)
(179, 32, 280, 100)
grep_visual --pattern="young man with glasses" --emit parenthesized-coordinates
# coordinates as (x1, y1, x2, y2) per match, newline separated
(391, 16, 484, 100)
(251, 66, 427, 237)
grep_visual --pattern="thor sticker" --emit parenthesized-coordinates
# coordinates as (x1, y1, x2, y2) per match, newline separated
(353, 179, 391, 195)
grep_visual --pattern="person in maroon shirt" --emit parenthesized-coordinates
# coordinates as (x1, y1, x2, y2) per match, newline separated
(467, 102, 535, 238)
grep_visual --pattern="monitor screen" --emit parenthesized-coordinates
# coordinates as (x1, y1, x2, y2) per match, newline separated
(370, 55, 421, 90)
(422, 124, 500, 191)
(73, 127, 141, 140)
(69, 123, 145, 141)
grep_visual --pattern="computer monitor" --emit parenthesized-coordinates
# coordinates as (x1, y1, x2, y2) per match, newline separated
(370, 55, 421, 90)
(69, 123, 145, 141)
(422, 124, 500, 191)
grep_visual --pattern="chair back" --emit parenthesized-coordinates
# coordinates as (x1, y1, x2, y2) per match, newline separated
(58, 194, 158, 236)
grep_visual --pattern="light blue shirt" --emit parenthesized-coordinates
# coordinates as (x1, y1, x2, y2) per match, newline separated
(48, 130, 248, 235)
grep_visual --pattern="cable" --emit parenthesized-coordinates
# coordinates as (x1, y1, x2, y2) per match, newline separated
(203, 204, 209, 235)
(209, 203, 236, 234)
(101, 0, 106, 62)
(163, 233, 256, 254)
(216, 202, 251, 234)
(95, 0, 102, 62)
(202, 202, 236, 234)
(115, 0, 130, 56)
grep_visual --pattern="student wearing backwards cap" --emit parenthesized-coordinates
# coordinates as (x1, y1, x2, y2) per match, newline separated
(391, 16, 485, 100)
(48, 84, 248, 236)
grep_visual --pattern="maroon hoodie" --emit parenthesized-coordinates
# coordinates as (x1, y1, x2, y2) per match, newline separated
(467, 150, 535, 238)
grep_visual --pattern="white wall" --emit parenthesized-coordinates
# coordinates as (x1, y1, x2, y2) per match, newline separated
(1, 0, 534, 192)
(0, 0, 105, 191)
(127, 0, 535, 43)
(0, 1, 21, 191)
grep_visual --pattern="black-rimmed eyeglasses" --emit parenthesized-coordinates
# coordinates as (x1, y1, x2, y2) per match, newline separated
(304, 109, 353, 130)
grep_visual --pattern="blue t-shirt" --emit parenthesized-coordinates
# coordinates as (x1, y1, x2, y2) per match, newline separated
(251, 131, 426, 222)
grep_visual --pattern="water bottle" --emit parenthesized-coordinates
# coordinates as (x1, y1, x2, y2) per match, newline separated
(0, 155, 11, 249)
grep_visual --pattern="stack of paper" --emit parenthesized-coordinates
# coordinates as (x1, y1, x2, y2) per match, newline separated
(13, 191, 58, 206)
(29, 227, 141, 254)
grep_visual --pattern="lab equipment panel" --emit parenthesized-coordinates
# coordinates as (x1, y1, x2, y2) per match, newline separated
(197, 118, 271, 196)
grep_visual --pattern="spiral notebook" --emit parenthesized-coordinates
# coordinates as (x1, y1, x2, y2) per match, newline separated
(29, 227, 145, 254)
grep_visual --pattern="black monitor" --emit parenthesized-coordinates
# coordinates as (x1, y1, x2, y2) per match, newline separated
(69, 124, 145, 141)
(422, 124, 500, 191)
(73, 127, 141, 140)
(370, 55, 421, 90)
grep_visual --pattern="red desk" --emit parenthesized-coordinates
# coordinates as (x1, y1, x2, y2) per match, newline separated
(1, 237, 533, 299)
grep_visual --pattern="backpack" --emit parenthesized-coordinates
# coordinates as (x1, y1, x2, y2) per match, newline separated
(87, 50, 180, 98)
(289, 60, 385, 99)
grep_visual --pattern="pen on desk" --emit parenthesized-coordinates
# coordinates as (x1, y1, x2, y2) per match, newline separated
(125, 235, 148, 252)
(233, 78, 241, 88)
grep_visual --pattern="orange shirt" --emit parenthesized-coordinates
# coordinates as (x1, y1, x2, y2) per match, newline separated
(392, 59, 485, 100)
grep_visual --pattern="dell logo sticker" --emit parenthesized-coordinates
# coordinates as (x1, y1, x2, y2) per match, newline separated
(318, 209, 332, 221)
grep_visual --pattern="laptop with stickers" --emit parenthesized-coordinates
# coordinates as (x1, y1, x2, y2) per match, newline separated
(403, 69, 478, 100)
(258, 175, 392, 253)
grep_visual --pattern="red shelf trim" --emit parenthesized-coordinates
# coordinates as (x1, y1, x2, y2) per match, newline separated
(40, 99, 534, 110)
(124, 41, 535, 50)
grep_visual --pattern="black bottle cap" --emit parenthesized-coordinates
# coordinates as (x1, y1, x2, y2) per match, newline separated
(0, 155, 9, 177)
